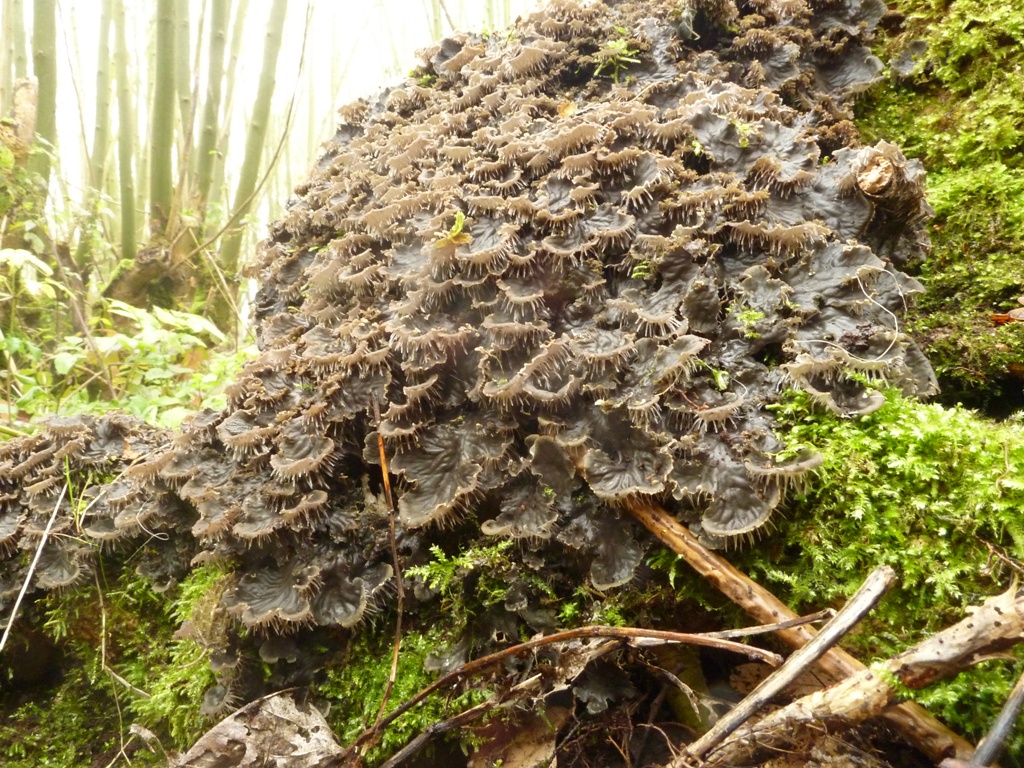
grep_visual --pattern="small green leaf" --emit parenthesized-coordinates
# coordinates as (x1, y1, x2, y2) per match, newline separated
(52, 351, 82, 375)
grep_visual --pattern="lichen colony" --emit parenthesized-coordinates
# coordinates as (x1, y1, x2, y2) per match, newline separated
(1, 0, 936, 710)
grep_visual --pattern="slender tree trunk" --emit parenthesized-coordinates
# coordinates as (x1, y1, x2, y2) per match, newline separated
(209, 0, 249, 214)
(217, 0, 287, 277)
(12, 0, 26, 79)
(430, 0, 442, 39)
(88, 0, 113, 190)
(306, 47, 317, 163)
(71, 0, 114, 276)
(0, 0, 16, 113)
(195, 0, 228, 210)
(27, 0, 56, 188)
(174, 0, 192, 138)
(149, 0, 176, 232)
(113, 0, 136, 263)
(135, 21, 154, 230)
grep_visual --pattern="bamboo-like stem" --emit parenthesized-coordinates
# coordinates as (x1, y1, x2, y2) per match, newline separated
(135, 17, 154, 235)
(112, 0, 136, 263)
(57, 1, 89, 182)
(71, 0, 113, 280)
(0, 0, 16, 113)
(10, 0, 24, 79)
(12, 0, 26, 80)
(27, 0, 56, 187)
(195, 0, 228, 209)
(430, 0, 443, 38)
(173, 0, 192, 140)
(216, 0, 287, 277)
(208, 0, 249, 210)
(87, 0, 113, 191)
(149, 0, 175, 231)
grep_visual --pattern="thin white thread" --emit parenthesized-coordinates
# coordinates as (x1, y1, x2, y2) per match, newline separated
(795, 267, 906, 365)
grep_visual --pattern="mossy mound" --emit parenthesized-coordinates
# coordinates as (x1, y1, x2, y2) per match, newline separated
(2, 0, 1023, 764)
(857, 0, 1024, 415)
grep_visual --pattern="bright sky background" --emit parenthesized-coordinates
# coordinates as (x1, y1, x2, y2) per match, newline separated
(44, 0, 544, 230)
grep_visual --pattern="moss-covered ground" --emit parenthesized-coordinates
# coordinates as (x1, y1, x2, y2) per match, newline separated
(4, 1, 1024, 764)
(856, 0, 1024, 414)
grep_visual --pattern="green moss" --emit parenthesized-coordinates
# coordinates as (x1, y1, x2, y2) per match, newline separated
(316, 626, 491, 765)
(735, 391, 1024, 756)
(123, 565, 228, 749)
(0, 663, 157, 767)
(855, 0, 1024, 412)
(0, 561, 231, 764)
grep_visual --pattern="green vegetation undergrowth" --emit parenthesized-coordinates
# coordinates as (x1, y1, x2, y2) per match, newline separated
(0, 563, 230, 766)
(315, 626, 491, 766)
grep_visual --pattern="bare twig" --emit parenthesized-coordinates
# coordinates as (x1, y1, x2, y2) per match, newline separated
(372, 393, 405, 729)
(973, 663, 1024, 767)
(377, 685, 517, 768)
(343, 624, 782, 761)
(436, 0, 457, 32)
(707, 586, 1024, 767)
(704, 608, 834, 640)
(684, 565, 896, 761)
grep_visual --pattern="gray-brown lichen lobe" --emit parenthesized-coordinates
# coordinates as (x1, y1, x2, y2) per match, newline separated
(251, 0, 933, 542)
(1, 0, 935, 704)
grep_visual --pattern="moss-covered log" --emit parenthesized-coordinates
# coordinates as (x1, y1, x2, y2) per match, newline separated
(2, 0, 1023, 765)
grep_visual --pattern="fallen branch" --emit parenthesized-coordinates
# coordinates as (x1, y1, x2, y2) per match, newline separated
(972, 663, 1024, 767)
(684, 565, 896, 761)
(624, 497, 976, 763)
(705, 586, 1024, 767)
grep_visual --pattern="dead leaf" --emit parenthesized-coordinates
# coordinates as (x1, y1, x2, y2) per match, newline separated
(172, 690, 343, 767)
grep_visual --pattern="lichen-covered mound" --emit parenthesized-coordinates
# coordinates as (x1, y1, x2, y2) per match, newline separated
(2, 0, 935, 705)
(254, 0, 934, 545)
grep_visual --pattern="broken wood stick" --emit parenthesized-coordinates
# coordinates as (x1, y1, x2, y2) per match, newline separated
(704, 586, 1024, 767)
(973, 663, 1024, 766)
(624, 497, 976, 763)
(683, 564, 896, 761)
